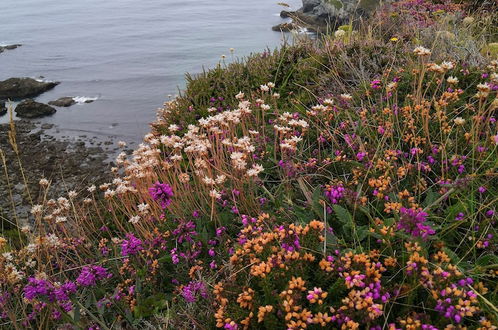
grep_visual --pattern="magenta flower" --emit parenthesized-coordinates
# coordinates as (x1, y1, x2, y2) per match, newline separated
(325, 184, 345, 204)
(121, 233, 143, 256)
(149, 181, 173, 209)
(397, 207, 435, 239)
(77, 265, 111, 287)
(181, 281, 208, 303)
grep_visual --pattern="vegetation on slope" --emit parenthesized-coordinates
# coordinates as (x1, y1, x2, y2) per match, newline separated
(0, 0, 497, 329)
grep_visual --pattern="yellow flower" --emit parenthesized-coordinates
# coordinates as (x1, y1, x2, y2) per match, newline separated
(390, 37, 399, 42)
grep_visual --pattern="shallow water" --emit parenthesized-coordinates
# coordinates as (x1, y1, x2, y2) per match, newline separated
(1, 0, 301, 143)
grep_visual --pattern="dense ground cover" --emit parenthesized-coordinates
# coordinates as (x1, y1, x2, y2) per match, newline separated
(1, 0, 497, 329)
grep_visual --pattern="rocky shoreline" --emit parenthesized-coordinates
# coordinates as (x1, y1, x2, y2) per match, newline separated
(0, 120, 115, 226)
(273, 0, 382, 33)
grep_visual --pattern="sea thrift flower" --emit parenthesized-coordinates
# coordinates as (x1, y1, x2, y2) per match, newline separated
(148, 181, 173, 209)
(397, 207, 435, 239)
(413, 46, 431, 56)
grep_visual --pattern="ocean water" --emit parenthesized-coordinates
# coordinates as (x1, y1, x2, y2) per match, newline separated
(0, 0, 301, 143)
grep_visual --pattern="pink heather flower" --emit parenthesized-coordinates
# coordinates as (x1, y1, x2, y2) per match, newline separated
(121, 233, 143, 256)
(149, 181, 173, 209)
(397, 207, 435, 239)
(325, 184, 345, 204)
(77, 265, 111, 287)
(356, 152, 367, 161)
(224, 323, 238, 330)
(181, 281, 208, 303)
(371, 79, 381, 89)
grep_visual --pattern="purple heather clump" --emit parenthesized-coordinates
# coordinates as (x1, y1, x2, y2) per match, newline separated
(77, 265, 112, 287)
(325, 184, 345, 204)
(181, 281, 208, 303)
(172, 220, 197, 243)
(224, 323, 239, 330)
(24, 278, 76, 315)
(121, 233, 143, 256)
(148, 181, 173, 209)
(24, 277, 54, 301)
(54, 282, 77, 301)
(397, 207, 435, 239)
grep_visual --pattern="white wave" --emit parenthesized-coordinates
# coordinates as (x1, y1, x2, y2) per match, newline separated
(296, 27, 314, 35)
(34, 77, 56, 83)
(73, 96, 98, 104)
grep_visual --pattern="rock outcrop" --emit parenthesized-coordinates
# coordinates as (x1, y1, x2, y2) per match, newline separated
(0, 100, 6, 116)
(49, 97, 76, 107)
(15, 99, 57, 118)
(276, 0, 382, 32)
(0, 44, 22, 54)
(0, 77, 60, 100)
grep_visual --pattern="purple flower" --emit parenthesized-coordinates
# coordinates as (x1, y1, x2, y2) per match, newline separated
(24, 277, 53, 300)
(172, 221, 197, 243)
(77, 265, 111, 287)
(356, 152, 367, 161)
(325, 184, 345, 204)
(181, 281, 208, 303)
(121, 233, 143, 256)
(397, 207, 435, 239)
(149, 181, 174, 209)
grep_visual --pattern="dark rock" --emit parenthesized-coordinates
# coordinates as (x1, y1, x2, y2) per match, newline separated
(41, 123, 54, 130)
(15, 99, 57, 118)
(48, 97, 76, 107)
(283, 0, 381, 32)
(0, 100, 6, 116)
(272, 22, 299, 32)
(0, 77, 60, 100)
(0, 120, 111, 226)
(0, 44, 22, 53)
(302, 0, 322, 12)
(280, 10, 292, 18)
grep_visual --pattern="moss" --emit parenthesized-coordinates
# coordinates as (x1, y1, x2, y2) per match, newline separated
(326, 0, 344, 9)
(358, 0, 380, 11)
(338, 24, 353, 32)
(482, 42, 498, 57)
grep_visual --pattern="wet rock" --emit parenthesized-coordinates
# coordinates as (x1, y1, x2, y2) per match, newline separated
(280, 10, 292, 18)
(0, 120, 111, 226)
(272, 22, 299, 32)
(280, 0, 381, 32)
(48, 97, 76, 107)
(41, 123, 54, 130)
(15, 99, 57, 118)
(0, 77, 60, 100)
(0, 100, 6, 116)
(0, 44, 22, 53)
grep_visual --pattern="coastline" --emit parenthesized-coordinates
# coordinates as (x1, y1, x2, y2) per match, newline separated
(0, 119, 114, 225)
